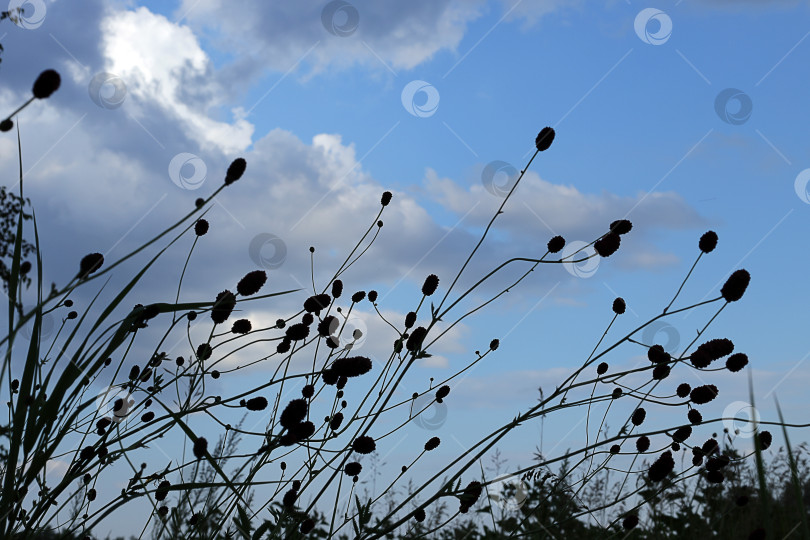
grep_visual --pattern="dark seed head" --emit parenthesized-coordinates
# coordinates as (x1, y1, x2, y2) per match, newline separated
(612, 297, 626, 315)
(404, 311, 416, 328)
(211, 290, 236, 324)
(425, 437, 440, 451)
(622, 514, 639, 531)
(302, 385, 315, 399)
(406, 326, 428, 352)
(758, 431, 772, 450)
(196, 343, 212, 361)
(345, 462, 362, 476)
(224, 157, 246, 185)
(33, 69, 61, 99)
(690, 350, 711, 369)
(330, 356, 372, 378)
(331, 280, 343, 298)
(290, 421, 315, 441)
(594, 233, 621, 257)
(421, 274, 440, 296)
(610, 219, 633, 235)
(277, 339, 292, 354)
(322, 369, 338, 385)
(611, 388, 623, 399)
(648, 345, 670, 364)
(231, 319, 252, 334)
(631, 408, 646, 426)
(329, 412, 343, 431)
(636, 436, 650, 453)
(193, 437, 207, 459)
(688, 409, 703, 425)
(534, 127, 555, 152)
(381, 191, 392, 206)
(246, 396, 268, 411)
(676, 383, 691, 398)
(695, 338, 734, 362)
(547, 235, 565, 253)
(436, 385, 450, 400)
(648, 451, 675, 482)
(304, 294, 331, 314)
(78, 253, 104, 279)
(282, 489, 297, 507)
(0, 119, 13, 132)
(286, 323, 309, 341)
(194, 219, 208, 236)
(690, 384, 719, 404)
(351, 291, 365, 303)
(352, 435, 376, 454)
(699, 231, 718, 253)
(237, 270, 267, 296)
(673, 425, 692, 443)
(720, 269, 750, 302)
(726, 353, 749, 372)
(155, 480, 170, 501)
(597, 362, 608, 375)
(280, 399, 308, 429)
(706, 470, 724, 484)
(489, 339, 499, 351)
(458, 481, 483, 513)
(652, 364, 671, 380)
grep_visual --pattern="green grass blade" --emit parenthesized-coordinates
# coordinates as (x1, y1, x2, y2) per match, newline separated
(748, 370, 773, 537)
(774, 395, 810, 540)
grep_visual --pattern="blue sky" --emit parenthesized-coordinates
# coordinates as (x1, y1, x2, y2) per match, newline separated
(1, 0, 809, 536)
